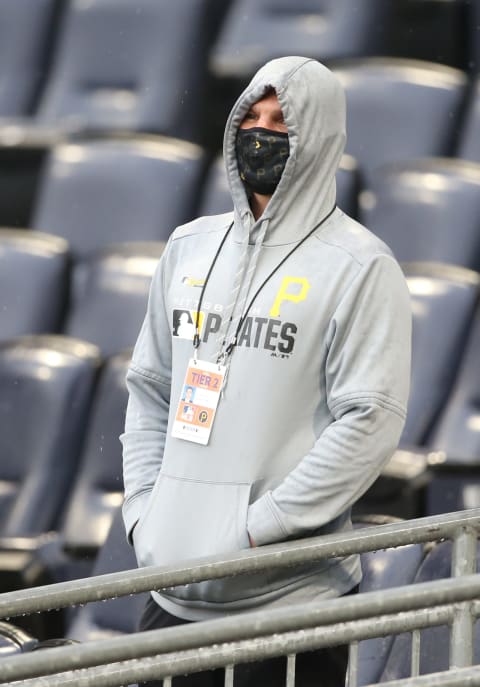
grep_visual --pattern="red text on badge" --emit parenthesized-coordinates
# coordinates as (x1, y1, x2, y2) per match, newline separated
(187, 368, 223, 391)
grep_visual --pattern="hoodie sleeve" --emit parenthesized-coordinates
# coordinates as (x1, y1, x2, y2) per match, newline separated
(247, 254, 412, 546)
(120, 249, 172, 543)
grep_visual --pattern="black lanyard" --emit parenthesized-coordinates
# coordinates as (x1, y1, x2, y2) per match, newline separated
(194, 205, 336, 359)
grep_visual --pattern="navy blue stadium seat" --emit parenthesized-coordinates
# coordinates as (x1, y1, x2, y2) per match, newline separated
(381, 541, 480, 680)
(32, 138, 204, 261)
(426, 469, 480, 516)
(56, 351, 131, 555)
(429, 301, 480, 463)
(360, 159, 480, 271)
(67, 507, 148, 641)
(385, 0, 466, 71)
(199, 153, 359, 218)
(401, 263, 480, 446)
(64, 242, 165, 357)
(36, 0, 209, 139)
(333, 59, 467, 182)
(199, 155, 231, 216)
(0, 0, 58, 116)
(0, 335, 101, 536)
(0, 135, 56, 230)
(458, 76, 480, 163)
(210, 0, 390, 80)
(355, 447, 433, 521)
(23, 351, 131, 595)
(59, 351, 130, 556)
(336, 155, 360, 218)
(424, 301, 480, 515)
(355, 515, 425, 685)
(471, 0, 480, 72)
(0, 230, 70, 341)
(0, 352, 130, 636)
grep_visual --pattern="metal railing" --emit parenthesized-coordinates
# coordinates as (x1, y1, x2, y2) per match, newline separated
(0, 509, 479, 686)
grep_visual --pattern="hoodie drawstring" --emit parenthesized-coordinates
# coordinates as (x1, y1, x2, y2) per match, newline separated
(215, 217, 270, 365)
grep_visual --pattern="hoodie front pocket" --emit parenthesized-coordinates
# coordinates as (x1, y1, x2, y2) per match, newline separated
(134, 473, 323, 606)
(133, 473, 252, 572)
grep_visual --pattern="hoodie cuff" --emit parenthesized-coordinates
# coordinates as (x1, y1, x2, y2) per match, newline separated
(247, 491, 289, 546)
(122, 491, 151, 545)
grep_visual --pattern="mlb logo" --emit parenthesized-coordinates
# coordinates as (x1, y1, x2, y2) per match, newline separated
(172, 309, 204, 340)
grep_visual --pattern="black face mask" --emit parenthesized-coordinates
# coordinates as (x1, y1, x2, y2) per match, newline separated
(236, 127, 289, 196)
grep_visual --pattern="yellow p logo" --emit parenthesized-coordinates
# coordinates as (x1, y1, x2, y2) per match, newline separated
(270, 277, 310, 317)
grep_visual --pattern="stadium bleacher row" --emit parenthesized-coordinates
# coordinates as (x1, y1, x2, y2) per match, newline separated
(1, 0, 480, 678)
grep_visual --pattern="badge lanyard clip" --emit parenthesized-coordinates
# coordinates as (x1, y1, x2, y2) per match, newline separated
(193, 332, 200, 364)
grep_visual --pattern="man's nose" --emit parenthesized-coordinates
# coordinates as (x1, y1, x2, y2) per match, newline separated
(257, 115, 272, 129)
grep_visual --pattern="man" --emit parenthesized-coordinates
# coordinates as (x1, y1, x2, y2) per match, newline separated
(182, 385, 195, 403)
(122, 56, 412, 686)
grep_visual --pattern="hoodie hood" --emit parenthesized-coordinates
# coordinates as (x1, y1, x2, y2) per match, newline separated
(223, 56, 346, 245)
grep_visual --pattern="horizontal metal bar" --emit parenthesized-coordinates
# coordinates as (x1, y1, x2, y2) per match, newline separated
(1, 572, 473, 684)
(6, 605, 454, 687)
(1, 508, 480, 620)
(365, 665, 480, 687)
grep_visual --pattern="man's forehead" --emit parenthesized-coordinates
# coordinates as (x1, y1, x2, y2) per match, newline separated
(250, 92, 282, 108)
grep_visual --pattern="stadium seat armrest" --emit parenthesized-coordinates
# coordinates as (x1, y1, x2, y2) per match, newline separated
(381, 447, 435, 486)
(356, 448, 433, 519)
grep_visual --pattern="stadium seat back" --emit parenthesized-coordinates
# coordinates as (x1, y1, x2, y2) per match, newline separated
(199, 155, 232, 216)
(458, 77, 480, 163)
(0, 335, 101, 536)
(429, 302, 480, 462)
(61, 352, 131, 553)
(361, 159, 480, 270)
(64, 242, 165, 357)
(0, 230, 70, 341)
(0, 0, 57, 116)
(37, 0, 208, 138)
(210, 0, 389, 80)
(469, 0, 480, 73)
(336, 155, 359, 217)
(424, 301, 480, 515)
(401, 263, 480, 445)
(32, 139, 204, 260)
(333, 59, 467, 181)
(381, 541, 480, 680)
(67, 507, 148, 640)
(354, 516, 425, 685)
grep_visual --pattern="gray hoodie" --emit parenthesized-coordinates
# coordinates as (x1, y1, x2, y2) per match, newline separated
(121, 56, 412, 620)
